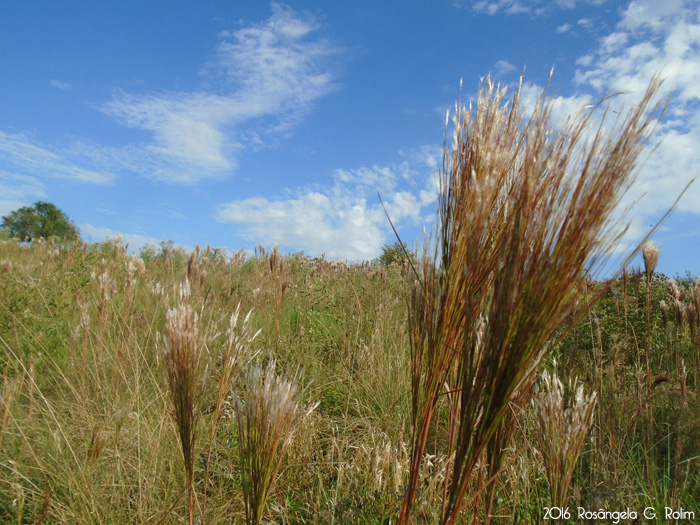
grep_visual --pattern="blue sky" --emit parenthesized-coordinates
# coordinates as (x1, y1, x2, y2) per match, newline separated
(1, 0, 699, 276)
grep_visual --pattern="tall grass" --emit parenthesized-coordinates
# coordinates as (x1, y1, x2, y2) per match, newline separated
(399, 73, 669, 524)
(234, 361, 317, 524)
(531, 366, 597, 521)
(202, 303, 260, 520)
(164, 278, 205, 525)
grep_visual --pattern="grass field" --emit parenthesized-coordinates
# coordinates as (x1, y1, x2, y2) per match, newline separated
(0, 237, 698, 523)
(1, 77, 698, 524)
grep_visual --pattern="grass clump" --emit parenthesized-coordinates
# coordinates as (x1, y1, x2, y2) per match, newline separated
(531, 366, 597, 521)
(234, 360, 317, 524)
(164, 277, 206, 525)
(399, 73, 671, 524)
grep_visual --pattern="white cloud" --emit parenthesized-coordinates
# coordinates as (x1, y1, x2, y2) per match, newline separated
(599, 31, 630, 54)
(80, 223, 167, 253)
(519, 82, 595, 126)
(499, 0, 700, 256)
(217, 193, 385, 260)
(99, 3, 337, 184)
(557, 23, 572, 33)
(0, 171, 46, 202)
(577, 54, 594, 66)
(0, 131, 115, 184)
(1, 4, 336, 187)
(216, 146, 439, 261)
(208, 3, 336, 128)
(470, 1, 532, 15)
(571, 0, 700, 221)
(574, 0, 700, 100)
(50, 79, 72, 90)
(464, 0, 607, 16)
(99, 94, 238, 182)
(495, 59, 517, 74)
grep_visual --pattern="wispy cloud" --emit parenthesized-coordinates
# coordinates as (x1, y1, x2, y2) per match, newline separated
(0, 131, 115, 184)
(80, 223, 168, 253)
(99, 3, 337, 184)
(461, 0, 607, 16)
(50, 79, 72, 90)
(216, 146, 440, 260)
(1, 4, 337, 187)
(0, 171, 47, 201)
(574, 0, 700, 102)
(502, 0, 700, 254)
(0, 170, 46, 221)
(102, 93, 235, 170)
(208, 3, 337, 134)
(448, 1, 699, 257)
(470, 0, 534, 16)
(217, 192, 386, 260)
(519, 81, 595, 125)
(494, 59, 517, 74)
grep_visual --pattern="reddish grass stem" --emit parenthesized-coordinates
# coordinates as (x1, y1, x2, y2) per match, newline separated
(398, 72, 669, 524)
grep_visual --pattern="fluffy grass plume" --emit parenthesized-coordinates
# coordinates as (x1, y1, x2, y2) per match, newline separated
(399, 73, 667, 524)
(235, 360, 317, 525)
(531, 366, 597, 520)
(164, 278, 206, 525)
(202, 302, 261, 520)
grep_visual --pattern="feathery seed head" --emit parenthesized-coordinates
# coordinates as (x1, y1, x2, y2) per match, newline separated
(400, 72, 666, 525)
(163, 278, 205, 491)
(234, 360, 316, 524)
(642, 242, 660, 279)
(531, 368, 596, 511)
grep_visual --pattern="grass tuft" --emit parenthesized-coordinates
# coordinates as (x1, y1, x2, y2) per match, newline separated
(164, 277, 206, 525)
(531, 365, 597, 520)
(234, 360, 317, 525)
(399, 72, 669, 524)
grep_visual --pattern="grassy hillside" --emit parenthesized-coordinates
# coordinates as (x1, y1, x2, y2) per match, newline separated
(0, 237, 698, 523)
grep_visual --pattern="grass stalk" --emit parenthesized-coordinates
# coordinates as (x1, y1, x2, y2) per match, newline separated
(163, 278, 206, 525)
(201, 303, 260, 522)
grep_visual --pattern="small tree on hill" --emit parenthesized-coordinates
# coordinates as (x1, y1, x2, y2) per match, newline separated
(1, 201, 80, 242)
(379, 241, 414, 268)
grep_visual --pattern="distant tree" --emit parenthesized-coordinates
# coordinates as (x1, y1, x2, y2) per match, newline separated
(379, 241, 414, 268)
(1, 201, 80, 242)
(139, 243, 158, 263)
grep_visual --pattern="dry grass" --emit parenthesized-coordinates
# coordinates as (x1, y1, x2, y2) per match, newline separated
(234, 360, 317, 524)
(399, 73, 669, 524)
(202, 303, 260, 520)
(0, 233, 698, 523)
(531, 366, 597, 520)
(164, 278, 206, 525)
